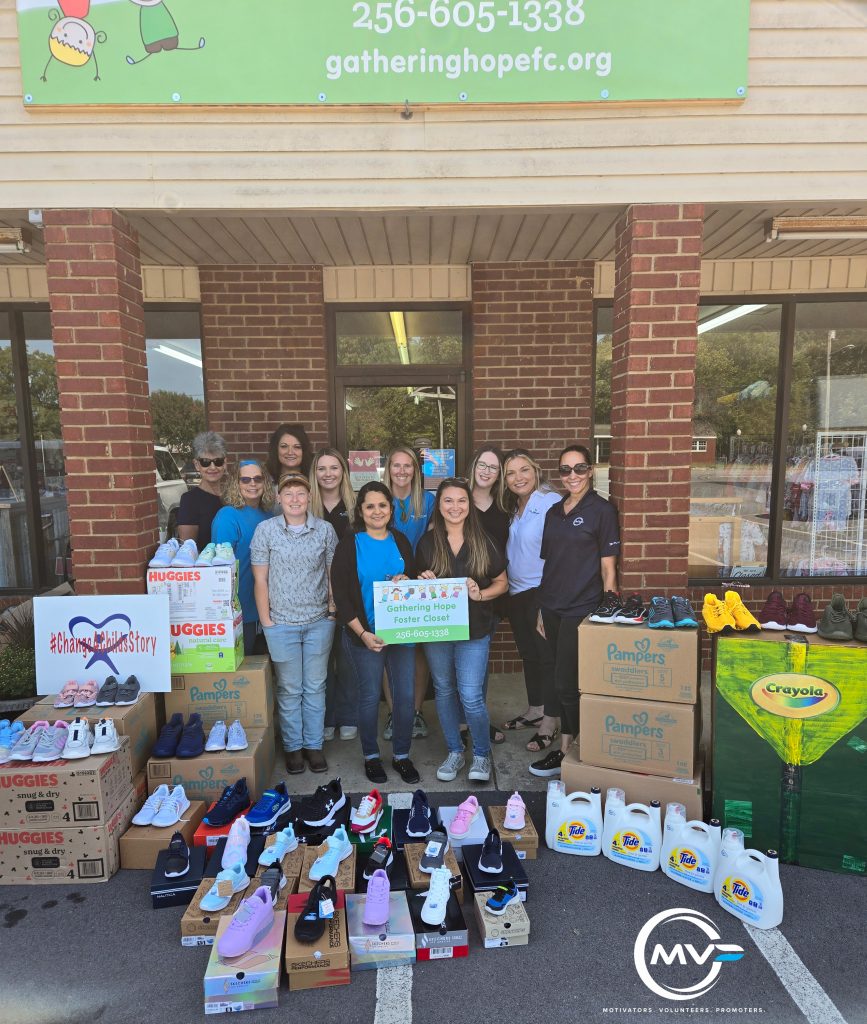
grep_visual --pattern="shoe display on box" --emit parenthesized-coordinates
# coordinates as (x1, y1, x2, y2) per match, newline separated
(504, 791, 526, 831)
(818, 594, 854, 640)
(247, 782, 291, 829)
(148, 537, 179, 568)
(199, 862, 249, 912)
(9, 721, 49, 762)
(420, 865, 452, 927)
(260, 863, 286, 906)
(171, 539, 198, 567)
(351, 789, 383, 834)
(226, 720, 248, 752)
(258, 825, 298, 866)
(702, 594, 737, 636)
(364, 758, 388, 784)
(391, 757, 420, 784)
(363, 836, 394, 880)
(115, 675, 140, 706)
(54, 681, 80, 708)
(647, 596, 675, 629)
(671, 595, 699, 629)
(437, 751, 465, 783)
(176, 713, 206, 758)
(589, 590, 623, 624)
(787, 592, 818, 634)
(0, 721, 25, 763)
(363, 868, 391, 927)
(382, 713, 393, 741)
(32, 720, 69, 763)
(91, 719, 120, 755)
(757, 590, 788, 631)
(164, 831, 190, 878)
(485, 880, 520, 916)
(613, 593, 647, 624)
(61, 716, 92, 760)
(94, 676, 118, 706)
(309, 826, 352, 881)
(406, 788, 433, 838)
(419, 831, 449, 874)
(412, 711, 429, 738)
(479, 828, 504, 874)
(195, 543, 217, 566)
(204, 778, 251, 828)
(529, 748, 565, 779)
(213, 542, 236, 566)
(448, 795, 480, 839)
(217, 886, 274, 958)
(222, 816, 252, 870)
(152, 712, 184, 758)
(132, 784, 170, 826)
(152, 785, 191, 828)
(468, 755, 492, 783)
(73, 680, 98, 708)
(299, 778, 346, 827)
(854, 597, 867, 643)
(294, 874, 337, 943)
(725, 591, 761, 633)
(205, 720, 228, 752)
(339, 726, 358, 741)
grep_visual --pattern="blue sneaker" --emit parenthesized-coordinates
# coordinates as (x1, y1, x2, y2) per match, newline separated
(671, 595, 699, 629)
(204, 778, 251, 828)
(647, 596, 675, 629)
(152, 713, 184, 758)
(484, 879, 520, 916)
(247, 782, 291, 828)
(175, 713, 205, 759)
(309, 825, 352, 881)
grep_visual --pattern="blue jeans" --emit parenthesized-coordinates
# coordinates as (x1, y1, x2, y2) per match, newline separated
(263, 618, 334, 752)
(325, 626, 357, 729)
(425, 635, 492, 758)
(342, 633, 415, 760)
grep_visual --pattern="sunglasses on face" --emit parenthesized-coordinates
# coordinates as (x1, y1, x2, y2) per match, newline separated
(198, 457, 225, 468)
(559, 463, 592, 477)
(240, 475, 264, 485)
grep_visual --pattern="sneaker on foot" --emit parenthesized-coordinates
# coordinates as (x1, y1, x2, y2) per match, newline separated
(205, 720, 228, 752)
(420, 865, 452, 927)
(363, 868, 391, 927)
(504, 791, 526, 830)
(787, 592, 818, 634)
(222, 815, 251, 870)
(478, 828, 503, 874)
(364, 758, 388, 784)
(412, 711, 429, 738)
(152, 784, 190, 827)
(171, 539, 198, 567)
(132, 784, 169, 826)
(299, 778, 346, 827)
(95, 676, 118, 706)
(406, 788, 432, 838)
(204, 778, 251, 828)
(164, 832, 190, 878)
(339, 726, 358, 740)
(468, 755, 492, 783)
(90, 718, 119, 755)
(382, 713, 393, 741)
(818, 594, 853, 640)
(323, 727, 335, 742)
(436, 751, 465, 783)
(614, 593, 647, 624)
(725, 591, 761, 633)
(32, 721, 69, 762)
(115, 675, 140, 705)
(419, 831, 449, 873)
(391, 757, 420, 785)
(448, 795, 480, 839)
(647, 596, 675, 629)
(757, 590, 788, 631)
(702, 594, 737, 635)
(671, 595, 699, 629)
(226, 720, 248, 752)
(149, 537, 179, 568)
(589, 590, 622, 624)
(62, 716, 92, 759)
(217, 886, 274, 958)
(529, 748, 565, 778)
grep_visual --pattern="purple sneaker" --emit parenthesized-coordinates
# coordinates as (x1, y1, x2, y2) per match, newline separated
(363, 868, 391, 927)
(217, 886, 274, 958)
(757, 590, 788, 631)
(787, 592, 818, 634)
(32, 721, 70, 763)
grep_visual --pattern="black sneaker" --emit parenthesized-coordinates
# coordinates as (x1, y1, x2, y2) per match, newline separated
(364, 758, 388, 784)
(115, 674, 141, 705)
(260, 863, 286, 906)
(164, 832, 189, 878)
(419, 831, 449, 873)
(589, 591, 622, 623)
(363, 836, 394, 880)
(152, 712, 184, 758)
(298, 777, 346, 827)
(294, 874, 337, 943)
(529, 748, 565, 778)
(671, 596, 699, 628)
(478, 828, 503, 874)
(647, 596, 674, 629)
(614, 593, 647, 624)
(406, 788, 432, 838)
(391, 757, 420, 784)
(203, 777, 251, 828)
(96, 675, 118, 706)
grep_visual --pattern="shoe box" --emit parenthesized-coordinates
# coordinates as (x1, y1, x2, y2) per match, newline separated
(347, 803, 392, 854)
(472, 891, 531, 948)
(345, 890, 415, 971)
(208, 834, 267, 877)
(119, 800, 208, 870)
(485, 805, 539, 860)
(18, 692, 161, 775)
(166, 655, 274, 730)
(461, 841, 529, 904)
(181, 877, 251, 946)
(284, 892, 350, 990)
(407, 890, 469, 960)
(151, 844, 207, 908)
(579, 693, 699, 779)
(436, 805, 490, 861)
(193, 800, 259, 850)
(0, 785, 137, 885)
(146, 563, 240, 623)
(404, 842, 462, 893)
(0, 736, 133, 827)
(297, 843, 356, 894)
(386, 805, 443, 851)
(203, 910, 285, 1014)
(133, 769, 148, 806)
(712, 632, 867, 875)
(578, 621, 700, 704)
(561, 745, 705, 820)
(146, 725, 276, 803)
(354, 850, 410, 893)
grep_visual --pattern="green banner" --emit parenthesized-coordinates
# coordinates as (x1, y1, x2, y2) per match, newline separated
(17, 0, 750, 107)
(374, 577, 469, 644)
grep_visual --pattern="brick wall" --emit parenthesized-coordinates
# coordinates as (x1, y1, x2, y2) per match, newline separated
(199, 266, 329, 458)
(44, 209, 157, 594)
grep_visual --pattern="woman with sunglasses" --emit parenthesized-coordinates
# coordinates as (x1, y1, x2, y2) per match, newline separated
(531, 445, 620, 779)
(176, 431, 227, 549)
(212, 459, 275, 654)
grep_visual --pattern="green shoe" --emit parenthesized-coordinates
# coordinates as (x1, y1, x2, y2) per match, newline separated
(817, 594, 853, 641)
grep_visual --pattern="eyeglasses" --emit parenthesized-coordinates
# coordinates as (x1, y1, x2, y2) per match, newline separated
(476, 461, 499, 473)
(239, 475, 264, 485)
(559, 463, 592, 477)
(197, 457, 225, 468)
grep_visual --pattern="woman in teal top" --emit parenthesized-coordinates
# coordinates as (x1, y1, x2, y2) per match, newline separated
(212, 459, 274, 654)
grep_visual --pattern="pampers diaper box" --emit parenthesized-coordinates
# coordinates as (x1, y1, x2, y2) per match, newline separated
(165, 656, 274, 730)
(712, 632, 867, 875)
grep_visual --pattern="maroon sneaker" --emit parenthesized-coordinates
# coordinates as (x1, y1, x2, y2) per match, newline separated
(787, 592, 818, 634)
(757, 590, 788, 631)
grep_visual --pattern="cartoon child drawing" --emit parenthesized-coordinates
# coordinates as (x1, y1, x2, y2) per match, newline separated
(126, 0, 205, 65)
(42, 10, 106, 82)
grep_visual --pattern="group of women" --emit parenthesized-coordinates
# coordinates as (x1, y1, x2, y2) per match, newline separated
(175, 424, 620, 785)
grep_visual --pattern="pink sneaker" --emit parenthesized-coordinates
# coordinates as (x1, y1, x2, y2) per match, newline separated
(363, 868, 391, 927)
(448, 795, 480, 839)
(217, 886, 274, 958)
(54, 681, 80, 709)
(504, 791, 526, 830)
(222, 815, 251, 870)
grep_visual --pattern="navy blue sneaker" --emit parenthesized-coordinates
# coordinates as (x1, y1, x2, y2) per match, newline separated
(175, 713, 206, 759)
(406, 788, 432, 839)
(647, 596, 675, 629)
(204, 778, 251, 828)
(152, 713, 184, 758)
(484, 880, 520, 916)
(671, 596, 699, 629)
(247, 782, 291, 828)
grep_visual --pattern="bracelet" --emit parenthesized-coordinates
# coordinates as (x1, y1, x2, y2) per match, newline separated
(360, 629, 367, 640)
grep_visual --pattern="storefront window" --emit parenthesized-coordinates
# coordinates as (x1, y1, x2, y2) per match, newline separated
(145, 309, 205, 463)
(335, 310, 462, 365)
(593, 307, 613, 498)
(344, 384, 458, 460)
(0, 329, 30, 589)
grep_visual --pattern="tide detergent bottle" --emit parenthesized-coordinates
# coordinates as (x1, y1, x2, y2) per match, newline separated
(716, 849, 784, 930)
(607, 800, 662, 871)
(714, 827, 745, 895)
(660, 803, 687, 865)
(601, 788, 625, 860)
(663, 817, 721, 894)
(545, 781, 602, 855)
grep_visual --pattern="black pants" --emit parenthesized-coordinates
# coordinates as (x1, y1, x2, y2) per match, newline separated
(507, 588, 558, 717)
(540, 608, 585, 738)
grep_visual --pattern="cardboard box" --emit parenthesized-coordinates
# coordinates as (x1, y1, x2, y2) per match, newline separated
(170, 615, 244, 675)
(133, 769, 148, 805)
(561, 745, 705, 820)
(580, 693, 698, 778)
(193, 799, 253, 849)
(204, 910, 285, 1013)
(436, 805, 490, 861)
(578, 621, 700, 704)
(404, 842, 462, 892)
(298, 843, 356, 893)
(167, 656, 274, 729)
(19, 692, 161, 775)
(348, 804, 392, 854)
(486, 805, 539, 860)
(0, 786, 136, 884)
(407, 891, 468, 960)
(345, 891, 415, 971)
(713, 632, 867, 875)
(146, 726, 275, 802)
(391, 806, 442, 852)
(151, 845, 207, 908)
(284, 892, 350, 990)
(181, 877, 251, 946)
(472, 891, 530, 948)
(146, 564, 239, 622)
(0, 738, 133, 827)
(119, 800, 208, 870)
(462, 841, 529, 903)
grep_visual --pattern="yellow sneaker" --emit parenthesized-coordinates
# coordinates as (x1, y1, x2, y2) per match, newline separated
(702, 594, 737, 635)
(724, 591, 761, 633)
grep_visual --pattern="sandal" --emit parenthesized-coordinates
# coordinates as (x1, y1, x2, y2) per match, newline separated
(490, 724, 506, 745)
(502, 714, 543, 731)
(526, 729, 559, 753)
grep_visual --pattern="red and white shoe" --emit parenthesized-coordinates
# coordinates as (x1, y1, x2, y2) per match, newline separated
(351, 788, 383, 834)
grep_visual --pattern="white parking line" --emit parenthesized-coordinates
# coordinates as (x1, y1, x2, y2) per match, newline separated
(745, 924, 848, 1024)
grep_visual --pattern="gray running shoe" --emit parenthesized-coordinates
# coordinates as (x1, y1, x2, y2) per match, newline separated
(96, 676, 118, 706)
(382, 713, 393, 741)
(817, 594, 853, 641)
(436, 751, 465, 782)
(468, 755, 492, 783)
(32, 721, 70, 763)
(419, 831, 449, 873)
(413, 711, 429, 738)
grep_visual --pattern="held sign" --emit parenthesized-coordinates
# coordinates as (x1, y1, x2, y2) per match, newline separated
(373, 577, 469, 643)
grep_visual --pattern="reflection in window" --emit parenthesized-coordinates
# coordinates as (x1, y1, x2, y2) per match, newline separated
(344, 384, 457, 460)
(145, 310, 205, 463)
(0, 330, 31, 589)
(336, 310, 463, 365)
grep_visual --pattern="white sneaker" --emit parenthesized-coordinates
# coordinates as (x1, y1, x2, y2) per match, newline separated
(222, 815, 251, 870)
(149, 538, 179, 568)
(91, 719, 119, 755)
(213, 542, 236, 566)
(195, 543, 217, 566)
(420, 865, 453, 926)
(152, 785, 190, 827)
(62, 717, 93, 759)
(133, 783, 169, 826)
(171, 539, 198, 567)
(339, 726, 358, 740)
(205, 720, 227, 751)
(323, 727, 335, 742)
(226, 720, 248, 751)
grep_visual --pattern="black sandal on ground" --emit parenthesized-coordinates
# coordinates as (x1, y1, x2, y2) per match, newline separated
(525, 729, 559, 753)
(490, 724, 506, 745)
(502, 714, 543, 731)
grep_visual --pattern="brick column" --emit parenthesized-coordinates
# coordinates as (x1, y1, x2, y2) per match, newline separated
(610, 204, 704, 594)
(44, 209, 157, 594)
(200, 267, 328, 457)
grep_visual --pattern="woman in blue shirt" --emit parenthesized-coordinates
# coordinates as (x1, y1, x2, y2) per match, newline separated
(211, 459, 274, 654)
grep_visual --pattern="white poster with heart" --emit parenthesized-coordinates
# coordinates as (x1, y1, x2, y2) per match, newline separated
(34, 594, 172, 693)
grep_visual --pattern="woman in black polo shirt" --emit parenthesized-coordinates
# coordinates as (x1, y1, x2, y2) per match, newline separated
(530, 444, 620, 779)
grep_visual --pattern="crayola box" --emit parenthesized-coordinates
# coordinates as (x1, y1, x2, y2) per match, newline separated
(712, 632, 867, 875)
